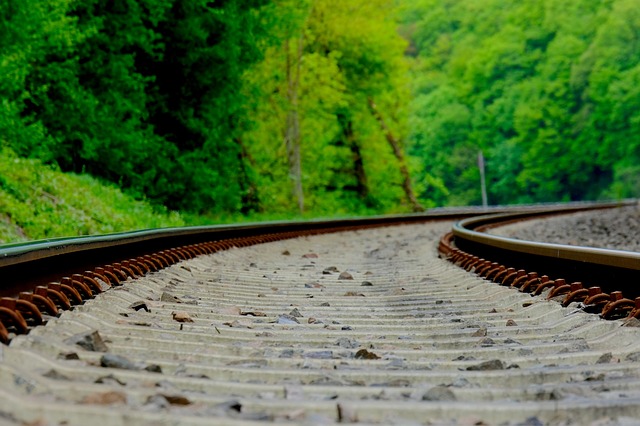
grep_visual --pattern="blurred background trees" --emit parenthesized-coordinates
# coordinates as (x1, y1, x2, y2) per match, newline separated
(402, 0, 640, 205)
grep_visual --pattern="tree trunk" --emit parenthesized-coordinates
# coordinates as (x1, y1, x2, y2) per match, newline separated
(343, 119, 369, 199)
(367, 98, 424, 212)
(284, 36, 304, 213)
(234, 136, 260, 213)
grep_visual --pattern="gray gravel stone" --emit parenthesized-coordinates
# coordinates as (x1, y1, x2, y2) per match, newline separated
(596, 352, 613, 364)
(289, 308, 303, 318)
(100, 354, 138, 370)
(467, 359, 505, 371)
(304, 350, 333, 359)
(42, 370, 71, 381)
(161, 292, 183, 303)
(64, 330, 108, 352)
(277, 314, 299, 325)
(336, 337, 360, 349)
(422, 386, 456, 401)
(490, 205, 640, 252)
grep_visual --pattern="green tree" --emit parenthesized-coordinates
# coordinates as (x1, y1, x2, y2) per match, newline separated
(243, 0, 421, 215)
(0, 0, 79, 154)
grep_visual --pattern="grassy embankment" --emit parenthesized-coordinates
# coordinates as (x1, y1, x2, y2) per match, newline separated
(0, 148, 188, 244)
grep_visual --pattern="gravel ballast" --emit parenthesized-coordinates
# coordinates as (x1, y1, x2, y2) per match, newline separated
(489, 203, 640, 252)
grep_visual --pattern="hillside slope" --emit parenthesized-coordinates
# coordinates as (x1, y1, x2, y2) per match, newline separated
(0, 148, 186, 244)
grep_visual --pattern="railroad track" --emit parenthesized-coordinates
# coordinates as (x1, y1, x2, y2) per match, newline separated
(1, 202, 640, 424)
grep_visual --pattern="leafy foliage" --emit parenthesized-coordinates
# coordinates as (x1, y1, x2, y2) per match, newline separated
(1, 0, 276, 214)
(402, 0, 640, 205)
(5, 0, 636, 239)
(0, 0, 425, 243)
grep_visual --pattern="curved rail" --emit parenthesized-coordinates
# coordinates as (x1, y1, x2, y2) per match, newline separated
(0, 201, 633, 344)
(0, 204, 588, 288)
(454, 208, 640, 271)
(0, 205, 555, 344)
(0, 212, 468, 299)
(440, 199, 640, 321)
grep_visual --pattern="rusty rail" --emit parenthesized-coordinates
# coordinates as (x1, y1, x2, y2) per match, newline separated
(0, 206, 534, 344)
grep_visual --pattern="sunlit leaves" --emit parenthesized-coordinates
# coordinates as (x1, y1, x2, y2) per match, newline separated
(242, 0, 414, 215)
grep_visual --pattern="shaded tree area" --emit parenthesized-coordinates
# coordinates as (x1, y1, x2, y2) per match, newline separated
(1, 0, 279, 214)
(4, 0, 639, 221)
(402, 0, 640, 206)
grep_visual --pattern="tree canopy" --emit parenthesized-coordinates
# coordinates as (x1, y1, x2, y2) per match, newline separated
(1, 0, 279, 214)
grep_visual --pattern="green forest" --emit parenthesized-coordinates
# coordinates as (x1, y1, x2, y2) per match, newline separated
(1, 0, 639, 241)
(404, 0, 640, 206)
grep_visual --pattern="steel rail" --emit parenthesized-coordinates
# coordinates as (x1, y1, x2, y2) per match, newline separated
(441, 199, 640, 321)
(0, 211, 471, 299)
(1, 201, 623, 269)
(0, 205, 552, 344)
(0, 204, 586, 278)
(453, 204, 640, 271)
(2, 207, 528, 268)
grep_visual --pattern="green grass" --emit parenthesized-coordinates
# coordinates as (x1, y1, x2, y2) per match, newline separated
(0, 148, 186, 244)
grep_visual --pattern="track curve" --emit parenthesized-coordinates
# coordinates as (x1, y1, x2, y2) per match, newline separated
(441, 200, 640, 320)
